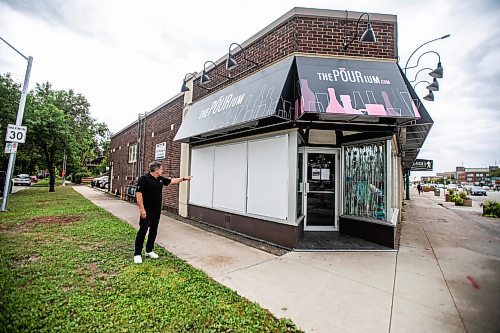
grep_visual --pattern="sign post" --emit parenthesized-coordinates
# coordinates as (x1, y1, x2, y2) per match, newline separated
(1, 35, 32, 211)
(4, 142, 18, 154)
(4, 124, 27, 143)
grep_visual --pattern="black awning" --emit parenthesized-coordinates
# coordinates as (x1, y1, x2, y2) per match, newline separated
(397, 65, 434, 171)
(295, 56, 421, 124)
(174, 57, 295, 143)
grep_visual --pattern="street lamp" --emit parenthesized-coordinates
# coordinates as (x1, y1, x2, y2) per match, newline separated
(0, 35, 33, 212)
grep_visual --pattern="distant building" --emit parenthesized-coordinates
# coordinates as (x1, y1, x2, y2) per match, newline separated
(452, 166, 497, 185)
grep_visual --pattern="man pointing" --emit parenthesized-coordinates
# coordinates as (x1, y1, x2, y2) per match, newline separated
(134, 161, 192, 264)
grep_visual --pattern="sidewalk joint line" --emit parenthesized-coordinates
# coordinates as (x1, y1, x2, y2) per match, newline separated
(388, 244, 399, 333)
(417, 210, 468, 333)
(222, 257, 279, 276)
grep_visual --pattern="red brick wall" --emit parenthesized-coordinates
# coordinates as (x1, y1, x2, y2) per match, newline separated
(142, 97, 184, 213)
(109, 96, 183, 213)
(192, 15, 396, 101)
(109, 124, 139, 192)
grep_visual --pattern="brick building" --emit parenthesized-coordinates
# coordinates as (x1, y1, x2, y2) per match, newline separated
(109, 8, 433, 249)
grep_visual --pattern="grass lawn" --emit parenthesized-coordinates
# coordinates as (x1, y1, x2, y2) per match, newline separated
(0, 187, 301, 332)
(32, 178, 62, 187)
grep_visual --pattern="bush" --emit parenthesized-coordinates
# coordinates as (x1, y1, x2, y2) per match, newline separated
(73, 172, 92, 184)
(451, 190, 469, 205)
(482, 201, 500, 218)
(448, 188, 456, 196)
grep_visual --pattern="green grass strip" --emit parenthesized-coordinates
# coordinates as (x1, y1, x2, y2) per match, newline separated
(0, 187, 301, 333)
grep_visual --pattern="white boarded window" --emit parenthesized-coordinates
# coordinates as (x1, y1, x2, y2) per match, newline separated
(189, 146, 214, 207)
(128, 144, 137, 163)
(247, 135, 288, 219)
(213, 142, 247, 212)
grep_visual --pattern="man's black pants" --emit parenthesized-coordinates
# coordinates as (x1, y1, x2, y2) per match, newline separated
(134, 211, 161, 255)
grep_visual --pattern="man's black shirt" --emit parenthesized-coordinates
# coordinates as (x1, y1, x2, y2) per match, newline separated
(136, 173, 171, 213)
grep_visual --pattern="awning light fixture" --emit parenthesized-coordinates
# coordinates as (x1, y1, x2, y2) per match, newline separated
(200, 60, 231, 85)
(404, 50, 444, 78)
(342, 11, 377, 51)
(180, 72, 197, 92)
(413, 80, 435, 102)
(226, 42, 259, 71)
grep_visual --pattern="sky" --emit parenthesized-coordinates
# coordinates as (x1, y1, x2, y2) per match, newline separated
(1, 0, 499, 176)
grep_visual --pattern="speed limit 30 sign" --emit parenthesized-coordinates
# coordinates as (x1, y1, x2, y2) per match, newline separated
(5, 124, 27, 143)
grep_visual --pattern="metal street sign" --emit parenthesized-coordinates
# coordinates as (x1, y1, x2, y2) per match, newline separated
(4, 142, 18, 153)
(411, 159, 433, 171)
(155, 142, 166, 160)
(5, 124, 27, 143)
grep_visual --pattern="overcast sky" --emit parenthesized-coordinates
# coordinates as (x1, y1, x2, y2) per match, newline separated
(1, 0, 499, 175)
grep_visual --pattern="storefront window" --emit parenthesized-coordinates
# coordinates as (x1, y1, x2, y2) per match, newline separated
(344, 141, 386, 220)
(297, 152, 304, 218)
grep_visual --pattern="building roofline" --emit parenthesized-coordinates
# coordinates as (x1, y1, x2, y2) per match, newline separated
(112, 7, 397, 139)
(111, 93, 183, 139)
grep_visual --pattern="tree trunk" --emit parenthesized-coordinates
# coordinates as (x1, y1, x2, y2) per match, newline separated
(48, 159, 55, 192)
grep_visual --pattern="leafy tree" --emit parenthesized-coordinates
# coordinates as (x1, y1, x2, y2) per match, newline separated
(25, 84, 73, 192)
(0, 74, 21, 170)
(1, 74, 110, 192)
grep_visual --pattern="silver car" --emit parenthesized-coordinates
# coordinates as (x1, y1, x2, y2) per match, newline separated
(12, 174, 32, 186)
(469, 186, 487, 196)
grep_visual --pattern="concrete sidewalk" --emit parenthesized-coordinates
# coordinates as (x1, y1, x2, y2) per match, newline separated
(73, 185, 498, 333)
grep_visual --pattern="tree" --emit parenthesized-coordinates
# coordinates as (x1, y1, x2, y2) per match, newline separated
(25, 85, 73, 192)
(1, 75, 109, 192)
(0, 74, 21, 170)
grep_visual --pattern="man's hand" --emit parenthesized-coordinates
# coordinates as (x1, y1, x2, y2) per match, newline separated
(184, 176, 193, 181)
(140, 208, 147, 219)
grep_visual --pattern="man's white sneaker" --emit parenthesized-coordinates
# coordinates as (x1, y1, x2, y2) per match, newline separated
(133, 255, 143, 264)
(146, 251, 159, 259)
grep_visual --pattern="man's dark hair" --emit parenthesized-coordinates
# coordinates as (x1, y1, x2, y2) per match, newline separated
(149, 161, 162, 172)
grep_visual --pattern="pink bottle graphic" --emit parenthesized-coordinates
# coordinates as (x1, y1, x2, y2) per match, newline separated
(339, 95, 363, 114)
(300, 79, 317, 112)
(325, 87, 345, 113)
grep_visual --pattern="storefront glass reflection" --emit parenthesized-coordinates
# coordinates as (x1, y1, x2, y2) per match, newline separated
(344, 142, 386, 220)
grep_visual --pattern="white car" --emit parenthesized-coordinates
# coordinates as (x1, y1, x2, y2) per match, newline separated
(13, 174, 32, 186)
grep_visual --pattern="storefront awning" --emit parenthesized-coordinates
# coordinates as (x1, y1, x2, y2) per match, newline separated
(295, 56, 421, 124)
(397, 66, 434, 171)
(174, 57, 295, 143)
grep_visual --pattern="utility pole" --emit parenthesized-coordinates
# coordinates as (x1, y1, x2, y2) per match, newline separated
(1, 36, 33, 212)
(61, 149, 67, 186)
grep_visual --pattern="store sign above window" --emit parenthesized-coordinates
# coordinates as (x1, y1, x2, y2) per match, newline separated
(174, 57, 294, 143)
(411, 159, 433, 171)
(295, 56, 420, 122)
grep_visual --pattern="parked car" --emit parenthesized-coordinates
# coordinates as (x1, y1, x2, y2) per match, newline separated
(469, 186, 487, 196)
(12, 174, 31, 186)
(99, 176, 109, 189)
(91, 176, 104, 187)
(0, 171, 13, 196)
(91, 175, 108, 188)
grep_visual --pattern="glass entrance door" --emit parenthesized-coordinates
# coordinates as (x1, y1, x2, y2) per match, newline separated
(304, 151, 338, 231)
